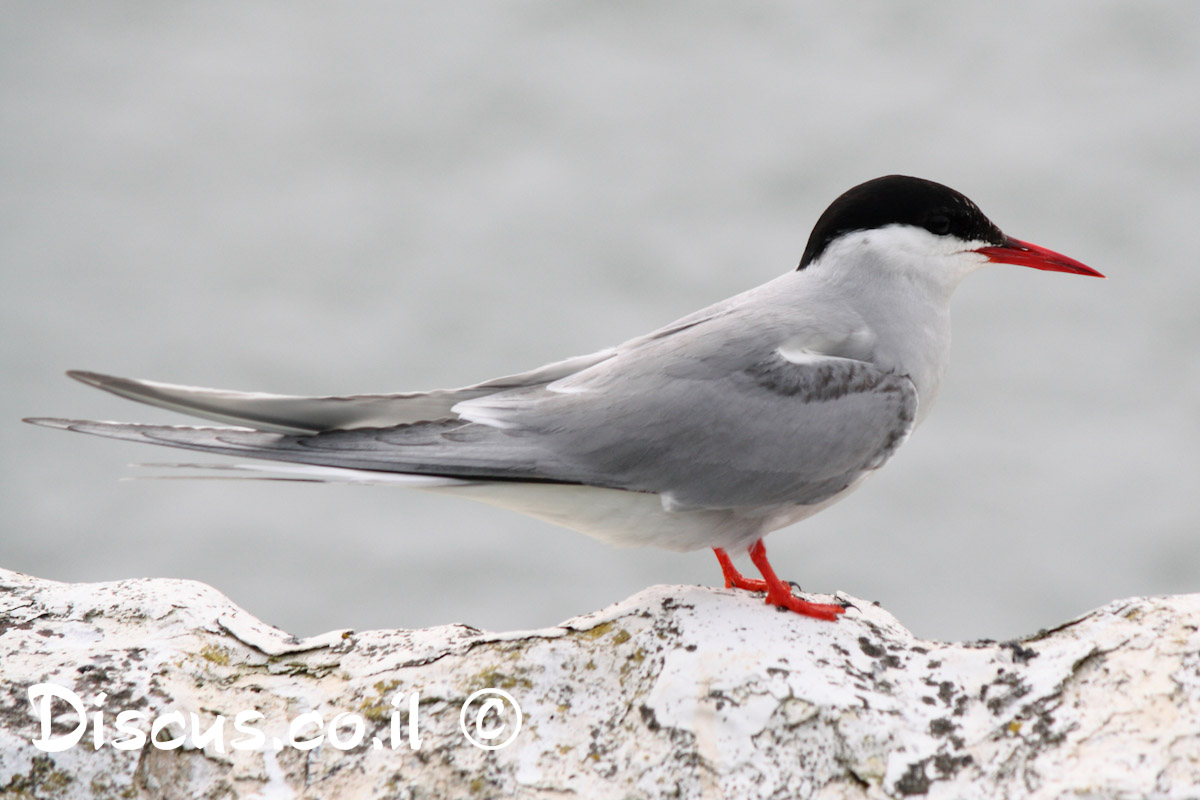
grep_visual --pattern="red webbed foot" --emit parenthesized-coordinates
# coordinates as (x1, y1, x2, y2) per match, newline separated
(711, 540, 846, 622)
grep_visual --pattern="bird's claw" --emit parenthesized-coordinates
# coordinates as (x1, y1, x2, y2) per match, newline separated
(764, 586, 847, 621)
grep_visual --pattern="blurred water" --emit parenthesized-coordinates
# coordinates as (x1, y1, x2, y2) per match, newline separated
(2, 2, 1198, 641)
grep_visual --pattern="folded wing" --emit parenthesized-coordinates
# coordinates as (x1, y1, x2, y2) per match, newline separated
(61, 348, 616, 434)
(31, 300, 915, 512)
(454, 326, 917, 509)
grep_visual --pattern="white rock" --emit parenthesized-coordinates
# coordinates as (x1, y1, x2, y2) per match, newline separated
(0, 568, 1197, 798)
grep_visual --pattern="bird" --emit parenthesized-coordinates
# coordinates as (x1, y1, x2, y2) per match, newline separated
(25, 175, 1104, 621)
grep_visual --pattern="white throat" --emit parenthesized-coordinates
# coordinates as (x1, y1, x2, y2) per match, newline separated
(805, 226, 992, 421)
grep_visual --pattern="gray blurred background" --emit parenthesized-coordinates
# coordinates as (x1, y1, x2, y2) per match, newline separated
(3, 2, 1197, 642)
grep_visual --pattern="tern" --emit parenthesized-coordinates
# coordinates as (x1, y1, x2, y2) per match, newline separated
(26, 175, 1103, 620)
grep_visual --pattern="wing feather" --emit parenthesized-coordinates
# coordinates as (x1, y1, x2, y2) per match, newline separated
(453, 310, 916, 509)
(37, 281, 915, 513)
(62, 348, 616, 434)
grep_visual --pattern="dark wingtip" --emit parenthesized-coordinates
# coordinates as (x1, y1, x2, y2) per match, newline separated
(66, 370, 114, 387)
(22, 417, 74, 430)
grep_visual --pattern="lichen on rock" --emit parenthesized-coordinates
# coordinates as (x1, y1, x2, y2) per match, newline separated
(1, 568, 1197, 798)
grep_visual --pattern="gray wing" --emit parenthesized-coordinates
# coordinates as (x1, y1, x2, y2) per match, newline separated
(24, 416, 571, 481)
(29, 345, 914, 510)
(54, 305, 731, 434)
(454, 320, 918, 509)
(29, 294, 915, 510)
(59, 349, 616, 434)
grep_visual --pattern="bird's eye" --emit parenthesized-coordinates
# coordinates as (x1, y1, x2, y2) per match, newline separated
(926, 215, 952, 235)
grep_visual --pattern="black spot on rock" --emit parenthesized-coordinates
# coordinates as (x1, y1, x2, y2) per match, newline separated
(1003, 641, 1038, 664)
(895, 761, 930, 795)
(895, 751, 974, 796)
(858, 636, 885, 658)
(638, 704, 660, 731)
(928, 718, 956, 737)
(932, 752, 973, 778)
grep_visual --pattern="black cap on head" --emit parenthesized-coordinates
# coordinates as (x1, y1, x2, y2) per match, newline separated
(798, 175, 1007, 269)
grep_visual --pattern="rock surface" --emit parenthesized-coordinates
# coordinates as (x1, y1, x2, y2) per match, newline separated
(0, 568, 1197, 799)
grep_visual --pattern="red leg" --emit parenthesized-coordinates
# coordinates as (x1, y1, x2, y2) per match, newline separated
(745, 539, 845, 621)
(712, 547, 768, 591)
